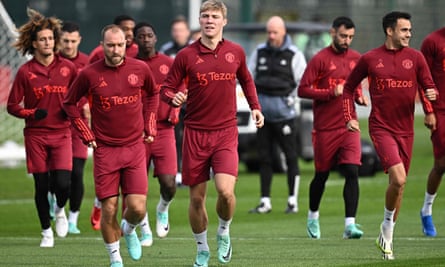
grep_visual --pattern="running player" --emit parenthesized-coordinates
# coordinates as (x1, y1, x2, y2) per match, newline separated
(64, 24, 158, 267)
(133, 21, 185, 246)
(161, 1, 264, 266)
(343, 11, 437, 260)
(419, 26, 445, 237)
(7, 8, 77, 247)
(298, 16, 368, 239)
(58, 21, 90, 235)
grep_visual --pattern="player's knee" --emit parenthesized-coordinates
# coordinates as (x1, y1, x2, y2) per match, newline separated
(217, 188, 235, 204)
(339, 164, 359, 179)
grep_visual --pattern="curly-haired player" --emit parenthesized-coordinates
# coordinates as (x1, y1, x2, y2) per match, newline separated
(7, 8, 77, 247)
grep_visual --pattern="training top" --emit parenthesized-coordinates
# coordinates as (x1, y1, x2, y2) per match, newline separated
(7, 55, 77, 132)
(298, 46, 362, 131)
(136, 52, 184, 130)
(60, 51, 89, 72)
(421, 27, 445, 113)
(161, 39, 261, 130)
(64, 57, 159, 146)
(343, 45, 436, 135)
(88, 42, 138, 64)
(60, 51, 90, 131)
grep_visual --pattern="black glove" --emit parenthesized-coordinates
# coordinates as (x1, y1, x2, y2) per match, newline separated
(34, 109, 48, 120)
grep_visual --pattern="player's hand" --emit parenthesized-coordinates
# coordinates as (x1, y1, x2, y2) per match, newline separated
(252, 109, 264, 128)
(171, 91, 187, 107)
(144, 135, 154, 143)
(346, 120, 360, 132)
(88, 141, 97, 149)
(33, 109, 48, 120)
(425, 88, 437, 101)
(424, 113, 437, 131)
(355, 95, 369, 106)
(334, 84, 344, 96)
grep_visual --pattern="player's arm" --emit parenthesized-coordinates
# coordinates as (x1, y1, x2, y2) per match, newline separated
(160, 54, 187, 107)
(63, 73, 95, 146)
(7, 70, 48, 120)
(142, 66, 159, 141)
(343, 57, 368, 132)
(298, 57, 339, 101)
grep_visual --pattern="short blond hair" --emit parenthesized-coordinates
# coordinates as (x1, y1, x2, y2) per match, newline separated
(200, 0, 227, 19)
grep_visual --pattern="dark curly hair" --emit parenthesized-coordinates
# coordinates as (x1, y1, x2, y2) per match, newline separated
(14, 8, 62, 56)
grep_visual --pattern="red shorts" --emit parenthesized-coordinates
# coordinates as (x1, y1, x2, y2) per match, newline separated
(313, 128, 361, 171)
(145, 127, 177, 177)
(24, 128, 72, 173)
(182, 126, 239, 186)
(71, 126, 88, 159)
(93, 141, 148, 200)
(370, 129, 413, 174)
(431, 112, 445, 158)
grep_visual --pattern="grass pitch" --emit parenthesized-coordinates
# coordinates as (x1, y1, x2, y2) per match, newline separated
(0, 116, 444, 266)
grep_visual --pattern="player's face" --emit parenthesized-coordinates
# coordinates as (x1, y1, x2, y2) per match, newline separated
(59, 31, 81, 59)
(171, 21, 190, 46)
(332, 25, 355, 52)
(199, 9, 227, 40)
(33, 29, 55, 57)
(102, 29, 126, 66)
(119, 20, 135, 46)
(135, 26, 157, 54)
(389, 18, 412, 48)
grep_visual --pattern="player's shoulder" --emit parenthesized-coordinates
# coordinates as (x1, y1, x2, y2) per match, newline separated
(78, 51, 89, 61)
(347, 48, 361, 57)
(126, 57, 153, 74)
(56, 55, 77, 72)
(220, 39, 246, 57)
(222, 38, 242, 48)
(361, 46, 383, 58)
(156, 52, 174, 63)
(79, 59, 102, 75)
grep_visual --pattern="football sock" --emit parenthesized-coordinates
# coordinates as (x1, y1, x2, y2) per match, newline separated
(140, 212, 151, 234)
(382, 207, 395, 235)
(121, 219, 136, 235)
(308, 210, 319, 220)
(94, 197, 101, 209)
(291, 175, 300, 201)
(156, 196, 171, 213)
(421, 192, 436, 216)
(42, 227, 53, 236)
(193, 230, 209, 252)
(68, 210, 79, 224)
(105, 241, 122, 263)
(345, 217, 355, 227)
(217, 217, 232, 236)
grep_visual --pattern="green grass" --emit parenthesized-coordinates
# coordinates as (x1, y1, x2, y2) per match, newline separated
(0, 116, 444, 266)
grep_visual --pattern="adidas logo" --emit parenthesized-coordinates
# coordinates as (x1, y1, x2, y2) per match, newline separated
(195, 56, 204, 64)
(28, 72, 37, 80)
(99, 80, 108, 87)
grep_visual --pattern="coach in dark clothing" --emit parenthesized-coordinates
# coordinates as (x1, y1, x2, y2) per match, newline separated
(248, 16, 306, 214)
